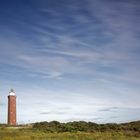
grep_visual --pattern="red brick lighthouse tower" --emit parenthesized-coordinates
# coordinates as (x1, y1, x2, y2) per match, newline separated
(8, 89, 17, 125)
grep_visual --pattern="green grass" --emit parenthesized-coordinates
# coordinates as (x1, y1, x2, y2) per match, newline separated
(0, 128, 139, 140)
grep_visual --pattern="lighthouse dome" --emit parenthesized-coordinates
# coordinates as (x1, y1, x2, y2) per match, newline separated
(9, 89, 16, 96)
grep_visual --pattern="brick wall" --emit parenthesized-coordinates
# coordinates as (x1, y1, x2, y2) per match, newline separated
(8, 95, 16, 125)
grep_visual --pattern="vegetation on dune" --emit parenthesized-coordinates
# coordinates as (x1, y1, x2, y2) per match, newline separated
(0, 120, 139, 140)
(0, 130, 139, 140)
(33, 120, 140, 133)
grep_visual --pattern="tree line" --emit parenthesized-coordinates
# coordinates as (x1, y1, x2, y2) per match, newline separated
(33, 120, 140, 133)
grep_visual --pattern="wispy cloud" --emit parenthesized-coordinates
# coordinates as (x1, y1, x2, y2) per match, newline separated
(98, 107, 119, 112)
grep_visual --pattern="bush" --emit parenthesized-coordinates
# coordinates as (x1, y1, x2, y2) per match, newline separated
(32, 120, 140, 133)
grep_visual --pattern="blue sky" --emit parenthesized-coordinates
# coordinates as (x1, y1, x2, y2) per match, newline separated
(0, 0, 140, 124)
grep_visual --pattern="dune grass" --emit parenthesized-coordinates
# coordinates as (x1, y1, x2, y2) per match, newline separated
(0, 127, 139, 140)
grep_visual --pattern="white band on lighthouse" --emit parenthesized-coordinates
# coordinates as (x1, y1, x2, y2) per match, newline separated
(9, 89, 16, 96)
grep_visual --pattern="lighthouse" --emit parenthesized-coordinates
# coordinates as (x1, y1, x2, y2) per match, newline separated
(8, 89, 17, 125)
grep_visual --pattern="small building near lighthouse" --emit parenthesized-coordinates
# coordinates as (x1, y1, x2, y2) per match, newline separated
(8, 89, 17, 125)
